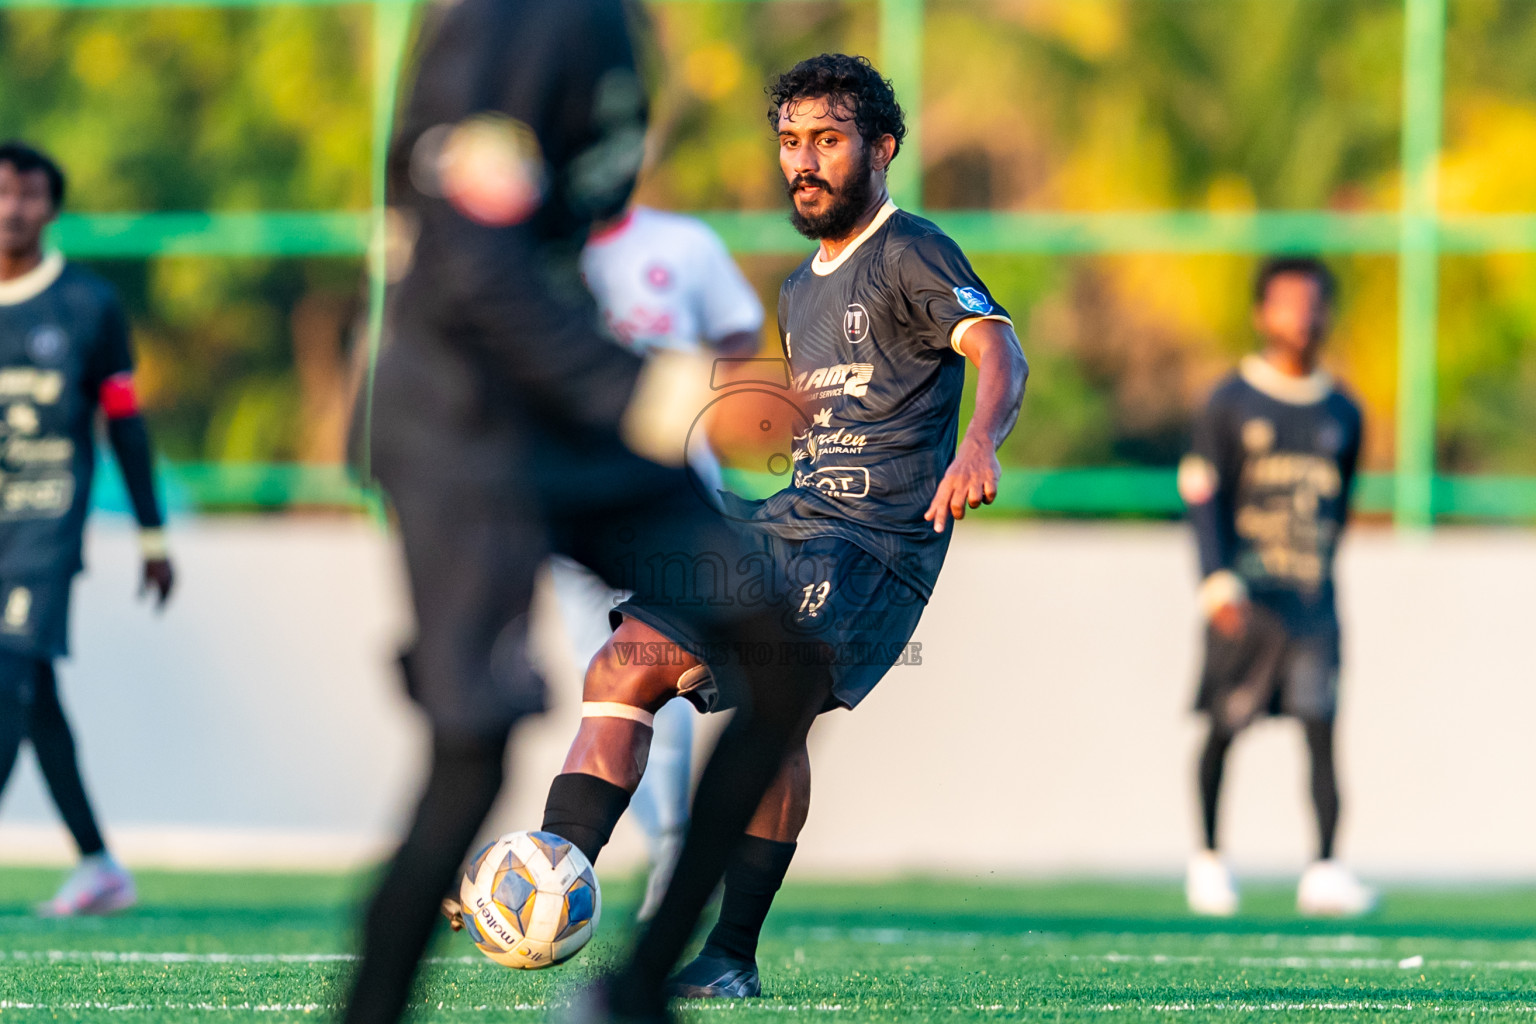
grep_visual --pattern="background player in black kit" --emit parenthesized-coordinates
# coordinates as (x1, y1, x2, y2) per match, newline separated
(0, 142, 174, 916)
(539, 53, 1028, 1005)
(344, 5, 837, 1022)
(1178, 257, 1372, 919)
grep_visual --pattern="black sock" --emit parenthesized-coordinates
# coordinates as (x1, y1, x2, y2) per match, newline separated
(1304, 720, 1340, 860)
(28, 662, 106, 857)
(1198, 726, 1233, 851)
(612, 644, 832, 1017)
(541, 772, 631, 865)
(701, 836, 796, 964)
(343, 729, 508, 1024)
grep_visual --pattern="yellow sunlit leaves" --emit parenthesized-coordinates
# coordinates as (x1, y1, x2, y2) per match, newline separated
(72, 30, 126, 89)
(1013, 0, 1125, 61)
(685, 41, 745, 102)
(1440, 95, 1536, 213)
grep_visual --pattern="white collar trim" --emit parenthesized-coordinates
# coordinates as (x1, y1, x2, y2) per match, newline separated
(0, 251, 64, 307)
(811, 200, 898, 276)
(1240, 355, 1333, 405)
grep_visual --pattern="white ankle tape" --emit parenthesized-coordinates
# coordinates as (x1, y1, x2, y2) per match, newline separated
(581, 701, 655, 727)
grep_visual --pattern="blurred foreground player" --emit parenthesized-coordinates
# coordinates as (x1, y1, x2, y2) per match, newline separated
(555, 200, 765, 922)
(1178, 257, 1372, 918)
(345, 4, 833, 1022)
(0, 142, 174, 916)
(542, 54, 1028, 1001)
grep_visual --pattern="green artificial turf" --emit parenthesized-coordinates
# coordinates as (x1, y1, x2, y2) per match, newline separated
(0, 866, 1533, 1021)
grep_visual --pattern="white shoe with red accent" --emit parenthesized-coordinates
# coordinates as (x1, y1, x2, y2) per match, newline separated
(38, 854, 136, 917)
(1297, 860, 1376, 918)
(1185, 851, 1239, 917)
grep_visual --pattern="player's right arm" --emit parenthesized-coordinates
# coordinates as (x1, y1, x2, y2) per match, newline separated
(1180, 388, 1245, 636)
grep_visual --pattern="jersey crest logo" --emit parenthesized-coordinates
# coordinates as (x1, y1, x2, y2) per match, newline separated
(1316, 421, 1344, 455)
(26, 326, 67, 365)
(953, 286, 993, 315)
(795, 465, 870, 499)
(844, 303, 870, 343)
(645, 263, 673, 291)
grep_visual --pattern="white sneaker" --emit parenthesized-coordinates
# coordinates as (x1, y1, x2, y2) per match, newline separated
(1186, 851, 1239, 916)
(1297, 859, 1376, 917)
(39, 853, 136, 917)
(636, 831, 684, 923)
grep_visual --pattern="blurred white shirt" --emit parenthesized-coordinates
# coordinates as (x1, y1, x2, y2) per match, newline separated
(581, 205, 764, 356)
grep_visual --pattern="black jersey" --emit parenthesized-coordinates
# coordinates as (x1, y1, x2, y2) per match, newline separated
(725, 204, 1009, 599)
(375, 0, 651, 492)
(0, 255, 134, 580)
(1180, 356, 1364, 635)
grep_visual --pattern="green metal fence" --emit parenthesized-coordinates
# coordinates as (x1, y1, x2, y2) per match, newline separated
(4, 0, 1515, 524)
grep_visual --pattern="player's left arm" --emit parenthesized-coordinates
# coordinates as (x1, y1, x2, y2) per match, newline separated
(925, 319, 1028, 533)
(93, 299, 173, 608)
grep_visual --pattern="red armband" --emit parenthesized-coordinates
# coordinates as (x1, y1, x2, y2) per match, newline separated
(100, 372, 140, 419)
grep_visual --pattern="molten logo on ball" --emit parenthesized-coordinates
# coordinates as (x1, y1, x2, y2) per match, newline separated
(456, 830, 601, 969)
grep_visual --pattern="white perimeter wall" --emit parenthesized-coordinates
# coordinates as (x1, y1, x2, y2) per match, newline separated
(0, 517, 1532, 880)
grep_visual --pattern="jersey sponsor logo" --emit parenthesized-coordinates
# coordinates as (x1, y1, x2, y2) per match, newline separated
(2, 587, 30, 632)
(812, 407, 833, 427)
(953, 286, 993, 315)
(0, 474, 74, 518)
(843, 303, 870, 343)
(792, 362, 874, 398)
(6, 403, 39, 435)
(1242, 418, 1275, 454)
(604, 306, 675, 349)
(26, 325, 67, 365)
(0, 368, 64, 405)
(795, 424, 871, 461)
(794, 464, 870, 499)
(4, 436, 73, 466)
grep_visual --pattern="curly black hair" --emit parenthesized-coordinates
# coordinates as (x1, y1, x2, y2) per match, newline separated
(1254, 256, 1336, 307)
(767, 54, 907, 159)
(0, 141, 65, 209)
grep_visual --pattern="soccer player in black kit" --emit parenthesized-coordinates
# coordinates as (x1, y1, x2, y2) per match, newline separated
(343, 5, 842, 1023)
(534, 53, 1028, 1005)
(1178, 257, 1372, 918)
(0, 142, 174, 916)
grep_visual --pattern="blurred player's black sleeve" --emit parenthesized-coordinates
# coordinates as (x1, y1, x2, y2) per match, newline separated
(389, 0, 650, 433)
(1336, 404, 1363, 532)
(1180, 392, 1241, 584)
(89, 298, 164, 531)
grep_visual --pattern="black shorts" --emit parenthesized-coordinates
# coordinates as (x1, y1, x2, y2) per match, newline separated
(379, 427, 795, 738)
(1195, 604, 1340, 732)
(0, 577, 72, 660)
(615, 533, 927, 713)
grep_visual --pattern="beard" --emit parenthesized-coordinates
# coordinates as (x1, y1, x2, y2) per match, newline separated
(785, 147, 875, 241)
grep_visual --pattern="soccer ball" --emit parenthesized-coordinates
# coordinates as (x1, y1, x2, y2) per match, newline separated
(457, 830, 601, 969)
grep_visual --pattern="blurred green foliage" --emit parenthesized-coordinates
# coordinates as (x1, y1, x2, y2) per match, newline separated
(2, 0, 1535, 476)
(0, 5, 370, 462)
